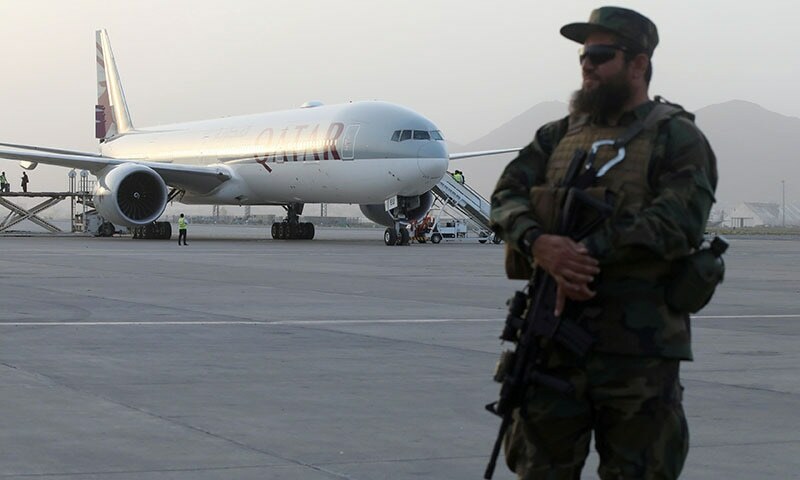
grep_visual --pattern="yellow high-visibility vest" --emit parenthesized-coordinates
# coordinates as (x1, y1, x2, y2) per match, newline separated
(178, 217, 187, 229)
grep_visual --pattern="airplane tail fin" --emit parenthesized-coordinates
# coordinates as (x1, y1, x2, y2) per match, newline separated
(95, 29, 134, 141)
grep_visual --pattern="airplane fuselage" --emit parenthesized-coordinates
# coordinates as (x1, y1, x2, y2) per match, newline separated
(100, 101, 450, 206)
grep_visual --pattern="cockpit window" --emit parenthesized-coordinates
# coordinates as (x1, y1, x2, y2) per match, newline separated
(413, 130, 430, 140)
(392, 129, 443, 141)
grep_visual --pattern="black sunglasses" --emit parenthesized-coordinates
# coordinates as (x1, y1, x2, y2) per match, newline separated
(578, 44, 628, 66)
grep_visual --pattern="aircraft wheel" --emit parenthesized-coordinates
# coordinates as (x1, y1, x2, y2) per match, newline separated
(398, 228, 410, 246)
(299, 223, 311, 240)
(431, 233, 442, 244)
(271, 223, 279, 239)
(289, 223, 306, 240)
(99, 222, 115, 237)
(161, 222, 172, 240)
(384, 228, 397, 246)
(479, 239, 487, 244)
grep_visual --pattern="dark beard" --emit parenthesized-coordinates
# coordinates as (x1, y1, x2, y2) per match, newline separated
(569, 69, 633, 120)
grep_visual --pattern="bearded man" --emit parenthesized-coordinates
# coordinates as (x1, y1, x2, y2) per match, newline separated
(489, 6, 718, 479)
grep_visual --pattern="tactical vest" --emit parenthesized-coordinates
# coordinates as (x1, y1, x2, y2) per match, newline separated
(531, 108, 678, 282)
(549, 115, 655, 212)
(529, 105, 695, 359)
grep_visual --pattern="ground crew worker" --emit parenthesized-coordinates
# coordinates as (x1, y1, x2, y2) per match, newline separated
(490, 6, 717, 479)
(452, 170, 464, 184)
(177, 213, 188, 246)
(0, 171, 8, 192)
(21, 172, 29, 193)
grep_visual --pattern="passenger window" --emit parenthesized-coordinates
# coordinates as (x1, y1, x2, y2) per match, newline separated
(413, 130, 430, 140)
(400, 130, 412, 141)
(431, 130, 444, 141)
(391, 130, 400, 142)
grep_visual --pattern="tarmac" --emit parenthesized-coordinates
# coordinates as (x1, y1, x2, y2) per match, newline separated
(0, 224, 797, 479)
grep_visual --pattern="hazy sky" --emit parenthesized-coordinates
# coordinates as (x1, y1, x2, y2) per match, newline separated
(0, 0, 797, 196)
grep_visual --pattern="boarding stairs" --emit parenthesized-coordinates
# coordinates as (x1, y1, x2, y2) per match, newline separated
(431, 173, 496, 241)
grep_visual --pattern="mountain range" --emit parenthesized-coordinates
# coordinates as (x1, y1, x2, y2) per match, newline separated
(452, 100, 800, 210)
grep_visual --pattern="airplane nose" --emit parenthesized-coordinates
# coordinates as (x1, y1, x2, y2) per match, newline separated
(417, 156, 448, 179)
(417, 143, 448, 179)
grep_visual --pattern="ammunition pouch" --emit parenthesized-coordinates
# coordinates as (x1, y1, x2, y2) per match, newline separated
(665, 237, 728, 313)
(529, 185, 567, 234)
(504, 244, 533, 280)
(529, 185, 614, 238)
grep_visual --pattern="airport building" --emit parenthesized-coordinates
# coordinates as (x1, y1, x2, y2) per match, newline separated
(725, 201, 800, 228)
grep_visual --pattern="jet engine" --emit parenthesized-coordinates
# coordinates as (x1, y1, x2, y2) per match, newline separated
(359, 191, 434, 227)
(94, 163, 168, 226)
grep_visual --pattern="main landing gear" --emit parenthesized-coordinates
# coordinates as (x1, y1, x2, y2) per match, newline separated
(131, 221, 172, 239)
(271, 202, 315, 240)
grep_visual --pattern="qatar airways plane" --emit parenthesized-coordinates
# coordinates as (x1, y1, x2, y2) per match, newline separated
(0, 30, 516, 245)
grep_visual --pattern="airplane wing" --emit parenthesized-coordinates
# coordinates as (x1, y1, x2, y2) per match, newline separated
(0, 142, 231, 194)
(448, 148, 521, 160)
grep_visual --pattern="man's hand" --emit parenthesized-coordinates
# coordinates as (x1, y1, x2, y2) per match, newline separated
(532, 234, 600, 316)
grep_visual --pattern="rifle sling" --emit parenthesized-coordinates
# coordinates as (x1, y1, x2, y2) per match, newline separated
(614, 103, 681, 148)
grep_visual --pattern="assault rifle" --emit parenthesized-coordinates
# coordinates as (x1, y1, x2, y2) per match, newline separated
(483, 143, 619, 479)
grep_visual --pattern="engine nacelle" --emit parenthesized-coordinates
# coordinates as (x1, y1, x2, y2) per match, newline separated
(94, 163, 168, 226)
(359, 191, 434, 227)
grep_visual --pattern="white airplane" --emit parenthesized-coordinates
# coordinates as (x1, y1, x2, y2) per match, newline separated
(0, 30, 517, 245)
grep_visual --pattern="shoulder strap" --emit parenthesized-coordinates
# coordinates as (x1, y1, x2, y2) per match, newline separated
(614, 100, 683, 148)
(565, 113, 590, 135)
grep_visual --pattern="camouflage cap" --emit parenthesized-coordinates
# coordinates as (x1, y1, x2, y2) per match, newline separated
(560, 6, 658, 57)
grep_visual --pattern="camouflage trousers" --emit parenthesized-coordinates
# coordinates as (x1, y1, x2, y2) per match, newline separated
(504, 352, 688, 479)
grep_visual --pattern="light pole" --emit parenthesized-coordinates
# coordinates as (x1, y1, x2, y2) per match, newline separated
(782, 180, 786, 227)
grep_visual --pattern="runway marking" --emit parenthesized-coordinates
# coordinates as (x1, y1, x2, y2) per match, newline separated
(0, 318, 504, 327)
(1, 314, 799, 326)
(695, 314, 800, 319)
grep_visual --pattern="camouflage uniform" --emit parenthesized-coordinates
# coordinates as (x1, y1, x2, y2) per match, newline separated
(490, 7, 717, 479)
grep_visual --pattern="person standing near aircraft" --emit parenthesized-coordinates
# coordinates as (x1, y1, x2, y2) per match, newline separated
(0, 171, 8, 192)
(177, 213, 188, 246)
(490, 7, 717, 479)
(21, 171, 29, 193)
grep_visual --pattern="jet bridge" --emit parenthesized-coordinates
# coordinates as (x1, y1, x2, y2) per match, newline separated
(430, 173, 498, 242)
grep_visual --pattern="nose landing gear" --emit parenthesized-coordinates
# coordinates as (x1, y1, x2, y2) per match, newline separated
(383, 195, 419, 246)
(384, 224, 410, 246)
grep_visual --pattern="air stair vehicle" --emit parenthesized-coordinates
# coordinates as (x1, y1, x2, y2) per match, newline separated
(413, 172, 501, 244)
